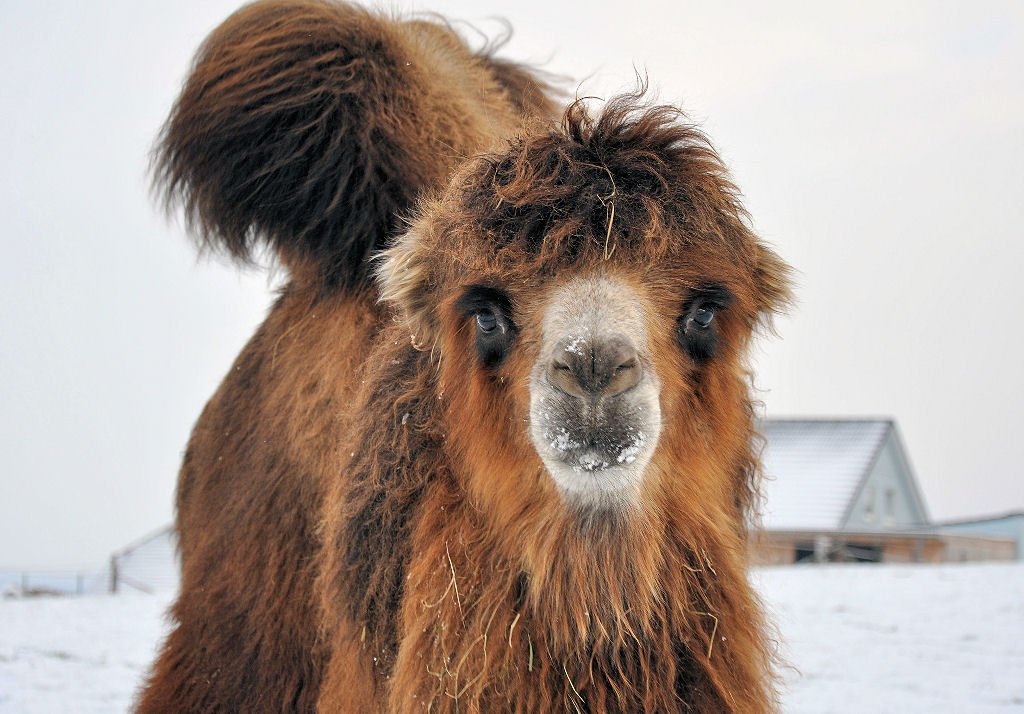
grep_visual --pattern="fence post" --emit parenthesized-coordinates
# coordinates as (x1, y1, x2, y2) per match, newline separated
(109, 554, 119, 594)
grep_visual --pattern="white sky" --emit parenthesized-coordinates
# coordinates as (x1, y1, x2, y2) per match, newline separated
(1, 1, 1022, 568)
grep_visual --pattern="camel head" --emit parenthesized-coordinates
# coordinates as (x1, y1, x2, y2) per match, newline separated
(379, 95, 792, 527)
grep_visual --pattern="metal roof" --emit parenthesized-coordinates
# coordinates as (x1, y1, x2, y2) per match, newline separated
(757, 419, 892, 531)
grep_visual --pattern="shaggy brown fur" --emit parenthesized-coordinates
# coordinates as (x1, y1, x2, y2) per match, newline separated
(137, 2, 556, 712)
(142, 1, 791, 712)
(316, 96, 791, 712)
(152, 0, 556, 293)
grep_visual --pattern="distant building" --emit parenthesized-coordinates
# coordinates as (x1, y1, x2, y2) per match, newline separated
(109, 525, 179, 593)
(752, 418, 1017, 564)
(934, 512, 1023, 561)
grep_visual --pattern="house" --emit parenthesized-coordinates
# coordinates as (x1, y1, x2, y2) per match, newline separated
(752, 418, 1016, 564)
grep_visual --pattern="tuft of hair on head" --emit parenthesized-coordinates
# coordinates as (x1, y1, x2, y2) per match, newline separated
(464, 88, 792, 316)
(458, 88, 725, 265)
(152, 0, 558, 294)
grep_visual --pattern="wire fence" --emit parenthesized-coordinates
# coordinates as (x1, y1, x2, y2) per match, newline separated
(2, 525, 180, 598)
(0, 569, 109, 596)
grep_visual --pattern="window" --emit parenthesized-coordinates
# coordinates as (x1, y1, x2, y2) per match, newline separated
(863, 486, 876, 522)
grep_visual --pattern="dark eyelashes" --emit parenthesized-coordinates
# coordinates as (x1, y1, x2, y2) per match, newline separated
(455, 284, 514, 319)
(682, 284, 733, 311)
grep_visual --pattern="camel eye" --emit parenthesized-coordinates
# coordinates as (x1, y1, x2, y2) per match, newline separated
(456, 285, 518, 369)
(476, 310, 498, 333)
(474, 307, 516, 368)
(692, 305, 714, 328)
(676, 285, 732, 364)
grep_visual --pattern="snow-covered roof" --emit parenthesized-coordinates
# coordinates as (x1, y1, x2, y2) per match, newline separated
(758, 419, 892, 531)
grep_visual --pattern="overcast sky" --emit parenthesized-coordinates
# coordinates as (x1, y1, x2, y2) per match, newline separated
(2, 0, 1022, 569)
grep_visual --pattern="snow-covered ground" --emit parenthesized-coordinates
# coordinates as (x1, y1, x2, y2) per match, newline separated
(1, 563, 1021, 712)
(0, 591, 169, 712)
(755, 563, 1024, 713)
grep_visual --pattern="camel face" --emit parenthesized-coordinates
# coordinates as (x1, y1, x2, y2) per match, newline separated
(379, 97, 793, 536)
(528, 275, 662, 508)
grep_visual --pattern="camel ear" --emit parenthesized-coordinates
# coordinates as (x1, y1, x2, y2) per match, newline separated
(377, 225, 436, 349)
(753, 242, 795, 322)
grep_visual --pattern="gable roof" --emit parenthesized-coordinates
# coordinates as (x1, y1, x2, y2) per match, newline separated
(757, 418, 895, 531)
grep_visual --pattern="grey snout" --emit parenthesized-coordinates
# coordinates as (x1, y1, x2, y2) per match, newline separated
(547, 335, 642, 399)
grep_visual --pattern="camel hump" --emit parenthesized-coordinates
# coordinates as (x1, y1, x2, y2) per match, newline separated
(153, 0, 557, 293)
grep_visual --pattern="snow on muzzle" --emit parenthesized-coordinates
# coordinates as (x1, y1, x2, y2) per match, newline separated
(528, 276, 662, 508)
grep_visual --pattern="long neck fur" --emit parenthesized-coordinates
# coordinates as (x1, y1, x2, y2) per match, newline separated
(320, 329, 775, 713)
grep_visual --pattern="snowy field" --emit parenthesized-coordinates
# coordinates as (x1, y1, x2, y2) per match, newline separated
(1, 563, 1021, 713)
(754, 563, 1024, 713)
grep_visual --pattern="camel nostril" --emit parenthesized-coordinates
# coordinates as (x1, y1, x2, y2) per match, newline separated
(606, 351, 642, 397)
(548, 335, 642, 398)
(614, 358, 637, 374)
(548, 356, 587, 397)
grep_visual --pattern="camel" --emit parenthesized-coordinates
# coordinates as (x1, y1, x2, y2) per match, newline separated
(138, 1, 791, 712)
